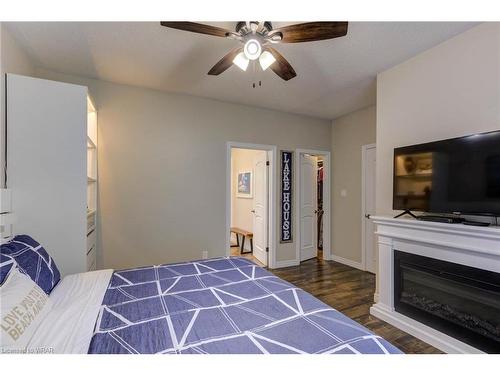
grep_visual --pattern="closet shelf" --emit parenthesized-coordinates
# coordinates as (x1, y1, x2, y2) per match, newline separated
(87, 94, 98, 272)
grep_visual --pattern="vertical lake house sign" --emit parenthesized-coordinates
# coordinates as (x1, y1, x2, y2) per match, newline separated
(280, 151, 293, 243)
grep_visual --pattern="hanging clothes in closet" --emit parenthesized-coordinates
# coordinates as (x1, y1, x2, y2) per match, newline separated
(317, 160, 324, 250)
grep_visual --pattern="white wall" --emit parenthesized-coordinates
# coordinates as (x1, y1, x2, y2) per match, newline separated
(376, 23, 500, 216)
(331, 106, 376, 263)
(0, 23, 35, 187)
(33, 68, 331, 269)
(230, 148, 266, 250)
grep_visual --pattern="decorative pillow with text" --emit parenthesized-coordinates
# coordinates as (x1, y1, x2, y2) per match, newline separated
(0, 267, 53, 351)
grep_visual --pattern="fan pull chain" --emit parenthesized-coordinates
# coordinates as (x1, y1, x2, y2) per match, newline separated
(252, 81, 262, 88)
(250, 61, 262, 88)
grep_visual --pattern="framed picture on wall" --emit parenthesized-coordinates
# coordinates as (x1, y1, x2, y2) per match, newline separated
(236, 171, 253, 198)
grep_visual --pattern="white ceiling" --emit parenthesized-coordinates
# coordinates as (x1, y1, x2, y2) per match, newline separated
(5, 22, 477, 119)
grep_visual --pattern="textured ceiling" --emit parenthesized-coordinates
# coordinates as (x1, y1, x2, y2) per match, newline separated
(5, 22, 478, 119)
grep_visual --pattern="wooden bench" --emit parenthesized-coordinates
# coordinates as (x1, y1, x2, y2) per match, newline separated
(230, 227, 253, 254)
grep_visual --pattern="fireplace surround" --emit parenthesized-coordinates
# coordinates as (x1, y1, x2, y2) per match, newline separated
(370, 216, 500, 353)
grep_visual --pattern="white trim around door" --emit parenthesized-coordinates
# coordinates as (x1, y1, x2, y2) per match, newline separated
(226, 142, 277, 269)
(295, 149, 331, 263)
(361, 143, 376, 272)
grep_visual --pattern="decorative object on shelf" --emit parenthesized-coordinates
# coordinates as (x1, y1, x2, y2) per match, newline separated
(280, 150, 293, 243)
(403, 156, 416, 174)
(416, 157, 433, 174)
(236, 171, 252, 198)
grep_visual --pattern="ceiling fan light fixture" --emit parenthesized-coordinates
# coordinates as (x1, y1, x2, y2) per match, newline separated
(243, 39, 262, 60)
(233, 52, 250, 71)
(161, 21, 350, 81)
(259, 51, 276, 71)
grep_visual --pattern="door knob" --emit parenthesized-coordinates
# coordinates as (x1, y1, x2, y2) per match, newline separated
(251, 210, 255, 213)
(365, 214, 371, 219)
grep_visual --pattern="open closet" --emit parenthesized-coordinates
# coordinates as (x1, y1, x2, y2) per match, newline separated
(317, 158, 324, 252)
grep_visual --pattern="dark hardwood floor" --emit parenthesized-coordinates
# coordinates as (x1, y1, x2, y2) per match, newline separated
(230, 246, 264, 266)
(272, 256, 442, 354)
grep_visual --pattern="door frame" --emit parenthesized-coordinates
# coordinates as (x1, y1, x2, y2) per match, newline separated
(295, 149, 331, 262)
(361, 143, 376, 272)
(226, 142, 277, 268)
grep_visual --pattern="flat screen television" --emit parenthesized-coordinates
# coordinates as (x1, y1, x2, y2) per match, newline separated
(393, 130, 500, 216)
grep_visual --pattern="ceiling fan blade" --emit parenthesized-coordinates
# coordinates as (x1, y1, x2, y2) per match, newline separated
(265, 47, 297, 81)
(271, 22, 348, 43)
(160, 22, 232, 38)
(208, 47, 243, 75)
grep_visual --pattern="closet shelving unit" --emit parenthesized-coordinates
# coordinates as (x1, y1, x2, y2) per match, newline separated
(87, 96, 98, 271)
(8, 74, 100, 275)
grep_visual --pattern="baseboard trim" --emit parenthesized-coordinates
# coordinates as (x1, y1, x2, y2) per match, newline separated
(331, 255, 364, 271)
(273, 259, 300, 269)
(370, 303, 483, 354)
(321, 249, 332, 261)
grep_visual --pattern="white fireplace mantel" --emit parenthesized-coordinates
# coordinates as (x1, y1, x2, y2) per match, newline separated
(369, 216, 500, 354)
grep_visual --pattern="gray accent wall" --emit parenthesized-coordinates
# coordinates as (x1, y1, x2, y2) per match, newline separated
(331, 106, 376, 264)
(34, 68, 331, 269)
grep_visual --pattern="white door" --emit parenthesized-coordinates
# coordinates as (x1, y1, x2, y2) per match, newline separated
(363, 145, 377, 273)
(252, 152, 268, 266)
(300, 154, 317, 261)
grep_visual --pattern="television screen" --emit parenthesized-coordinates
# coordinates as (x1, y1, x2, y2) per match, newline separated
(393, 131, 500, 216)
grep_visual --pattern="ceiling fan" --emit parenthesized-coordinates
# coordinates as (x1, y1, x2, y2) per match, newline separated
(160, 21, 348, 81)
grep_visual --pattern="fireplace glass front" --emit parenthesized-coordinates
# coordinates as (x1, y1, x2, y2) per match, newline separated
(394, 250, 500, 353)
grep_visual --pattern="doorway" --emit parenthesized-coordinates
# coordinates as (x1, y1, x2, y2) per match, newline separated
(226, 142, 276, 268)
(296, 149, 331, 263)
(361, 144, 377, 273)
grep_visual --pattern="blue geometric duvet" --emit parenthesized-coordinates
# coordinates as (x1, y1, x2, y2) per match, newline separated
(88, 257, 401, 354)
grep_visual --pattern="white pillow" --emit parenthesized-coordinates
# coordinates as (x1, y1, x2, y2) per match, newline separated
(0, 267, 53, 352)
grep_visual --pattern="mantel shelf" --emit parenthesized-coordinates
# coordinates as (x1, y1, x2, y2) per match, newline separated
(372, 216, 500, 240)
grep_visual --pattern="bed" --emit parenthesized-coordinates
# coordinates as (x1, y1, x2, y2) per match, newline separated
(1, 236, 401, 354)
(43, 260, 402, 354)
